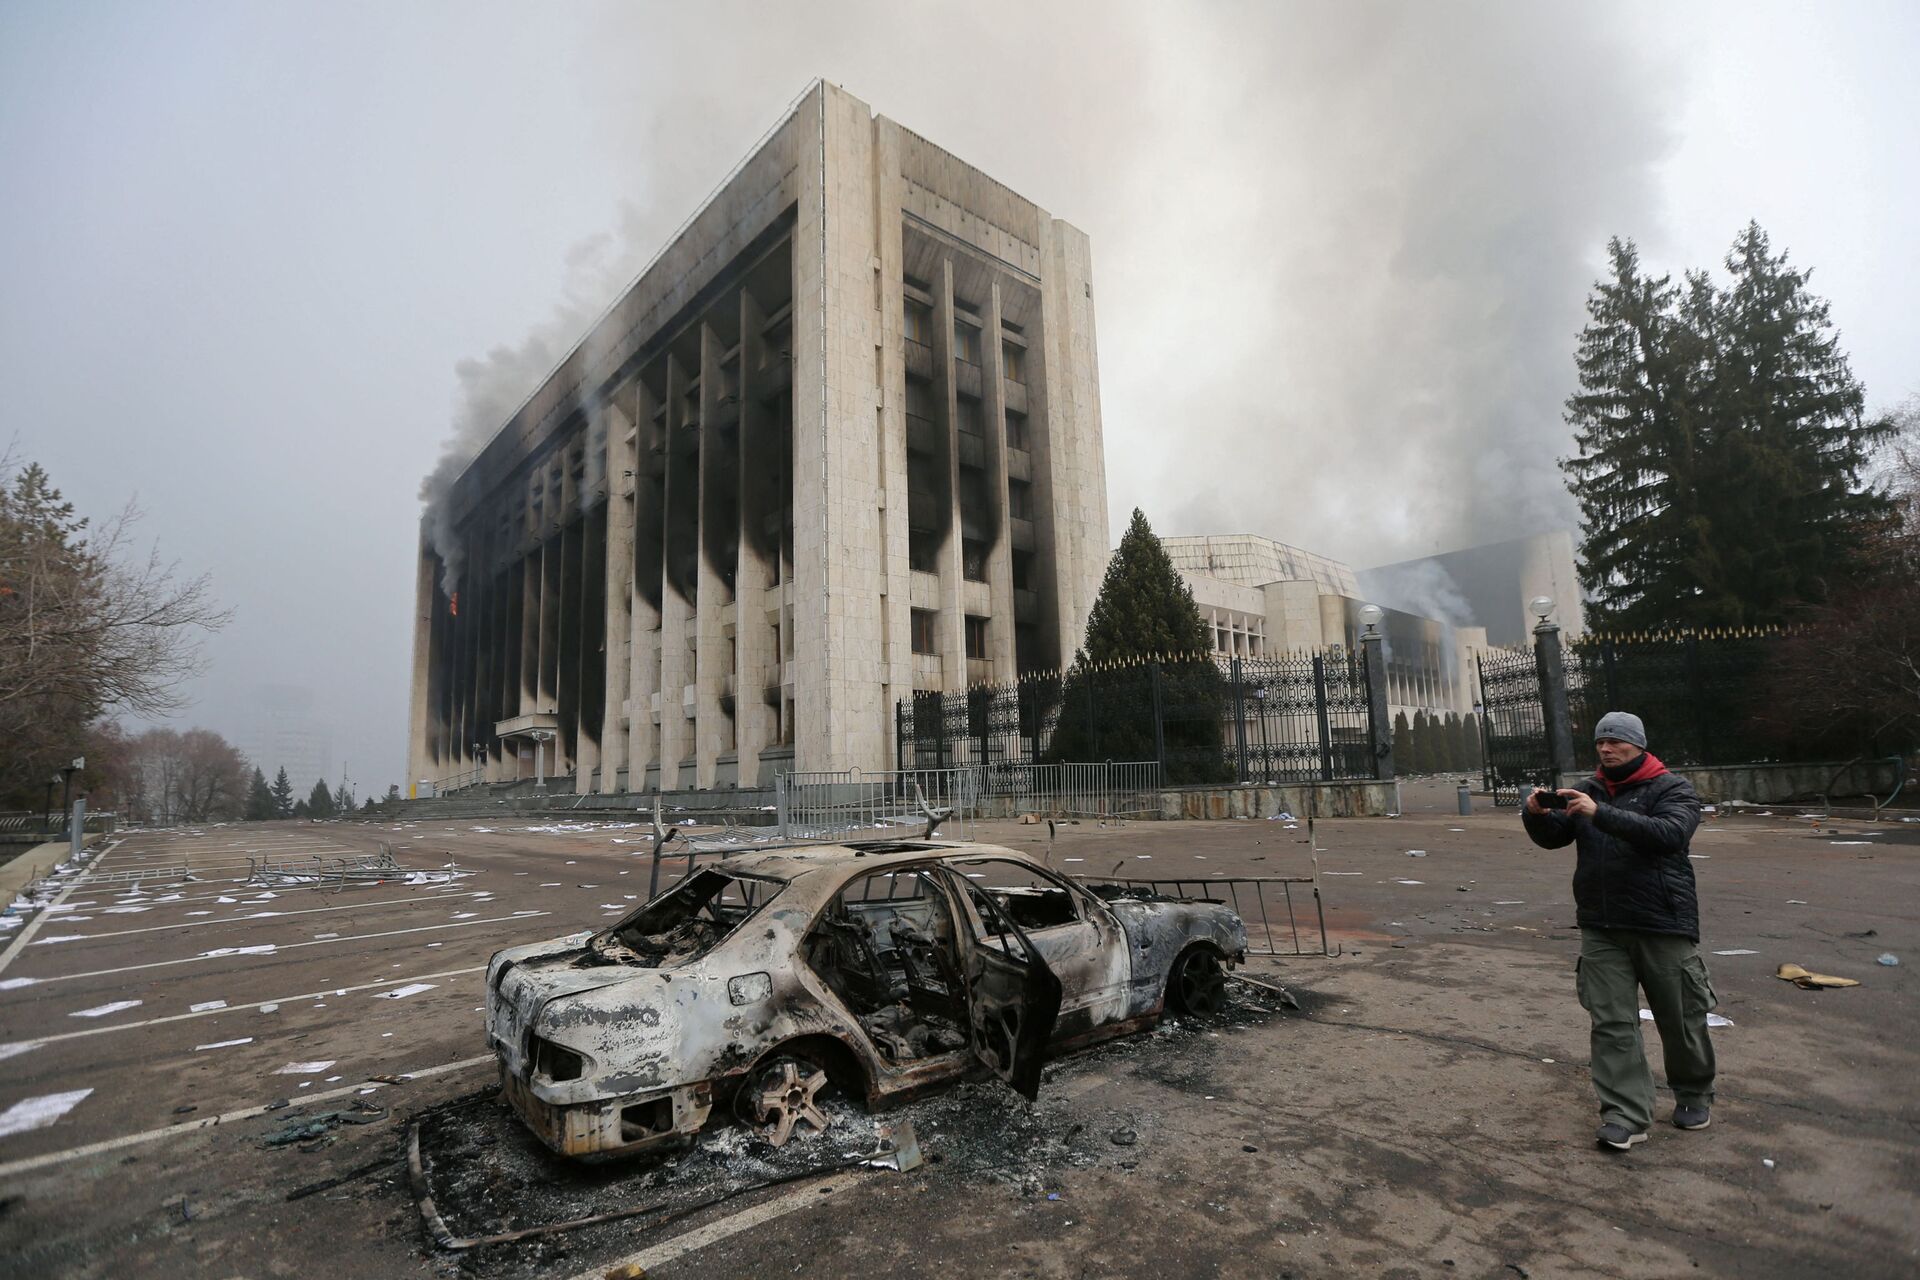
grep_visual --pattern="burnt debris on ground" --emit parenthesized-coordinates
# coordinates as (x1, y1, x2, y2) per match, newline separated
(409, 974, 1304, 1277)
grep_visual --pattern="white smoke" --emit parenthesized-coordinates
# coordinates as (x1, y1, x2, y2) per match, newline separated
(417, 220, 656, 591)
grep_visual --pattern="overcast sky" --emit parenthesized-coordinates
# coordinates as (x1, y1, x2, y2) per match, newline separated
(3, 1, 1914, 795)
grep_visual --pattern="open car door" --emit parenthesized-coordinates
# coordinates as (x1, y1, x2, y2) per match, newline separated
(941, 868, 1063, 1101)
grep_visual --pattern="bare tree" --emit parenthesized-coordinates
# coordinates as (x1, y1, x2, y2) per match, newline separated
(0, 448, 230, 803)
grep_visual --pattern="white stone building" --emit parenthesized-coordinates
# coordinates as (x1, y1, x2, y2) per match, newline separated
(408, 82, 1109, 793)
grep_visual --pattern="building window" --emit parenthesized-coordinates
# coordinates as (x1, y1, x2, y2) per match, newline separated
(965, 616, 989, 660)
(909, 527, 939, 573)
(962, 539, 988, 582)
(1004, 409, 1028, 451)
(904, 299, 931, 347)
(954, 321, 981, 365)
(1002, 342, 1025, 383)
(911, 609, 938, 655)
(956, 395, 985, 438)
(1007, 479, 1032, 520)
(1011, 549, 1034, 591)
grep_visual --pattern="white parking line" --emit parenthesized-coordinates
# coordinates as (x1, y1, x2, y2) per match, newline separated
(0, 1055, 496, 1180)
(23, 892, 480, 943)
(566, 1172, 868, 1279)
(17, 914, 549, 985)
(0, 839, 126, 980)
(0, 967, 487, 1050)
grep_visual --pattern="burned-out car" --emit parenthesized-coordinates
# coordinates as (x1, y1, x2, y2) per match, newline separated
(485, 839, 1246, 1159)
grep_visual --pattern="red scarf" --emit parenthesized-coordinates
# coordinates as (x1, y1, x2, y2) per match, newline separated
(1597, 751, 1668, 796)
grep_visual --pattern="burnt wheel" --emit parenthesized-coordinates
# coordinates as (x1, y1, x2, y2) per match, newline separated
(1170, 947, 1229, 1016)
(734, 1053, 832, 1148)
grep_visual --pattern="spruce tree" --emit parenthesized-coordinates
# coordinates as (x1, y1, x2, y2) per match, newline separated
(1564, 238, 1712, 629)
(1708, 223, 1891, 619)
(1044, 509, 1229, 783)
(1567, 228, 1892, 629)
(292, 799, 310, 819)
(306, 778, 335, 819)
(244, 768, 275, 822)
(1463, 713, 1483, 775)
(1392, 711, 1412, 771)
(333, 780, 354, 813)
(270, 766, 295, 818)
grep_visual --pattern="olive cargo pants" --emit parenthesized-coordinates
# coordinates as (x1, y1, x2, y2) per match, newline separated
(1576, 927, 1718, 1132)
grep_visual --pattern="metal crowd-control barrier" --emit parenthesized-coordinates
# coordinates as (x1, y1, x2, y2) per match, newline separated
(1071, 872, 1337, 958)
(245, 846, 465, 892)
(775, 768, 981, 842)
(981, 761, 1162, 820)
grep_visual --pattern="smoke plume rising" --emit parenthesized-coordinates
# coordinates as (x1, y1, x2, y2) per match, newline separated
(422, 2, 1682, 578)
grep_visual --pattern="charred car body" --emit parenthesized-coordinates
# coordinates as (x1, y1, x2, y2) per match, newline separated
(485, 839, 1246, 1159)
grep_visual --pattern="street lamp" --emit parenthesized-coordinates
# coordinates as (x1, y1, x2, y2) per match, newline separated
(60, 756, 84, 826)
(1358, 603, 1384, 636)
(1529, 596, 1556, 625)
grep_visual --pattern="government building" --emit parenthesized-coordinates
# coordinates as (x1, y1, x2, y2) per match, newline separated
(407, 82, 1109, 794)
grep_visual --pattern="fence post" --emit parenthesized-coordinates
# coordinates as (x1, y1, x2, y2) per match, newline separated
(1602, 637, 1620, 708)
(775, 773, 790, 840)
(1534, 620, 1578, 780)
(1087, 672, 1099, 760)
(1684, 632, 1710, 764)
(1362, 631, 1394, 780)
(1312, 653, 1335, 782)
(894, 700, 905, 773)
(1150, 662, 1167, 775)
(1231, 657, 1249, 783)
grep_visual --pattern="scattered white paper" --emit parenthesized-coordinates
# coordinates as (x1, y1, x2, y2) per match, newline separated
(375, 983, 437, 1000)
(1323, 871, 1362, 876)
(0, 977, 40, 990)
(315, 933, 340, 940)
(190, 1000, 228, 1012)
(1395, 880, 1425, 886)
(202, 944, 277, 958)
(451, 913, 477, 919)
(1828, 841, 1874, 846)
(0, 1088, 93, 1138)
(30, 935, 90, 945)
(194, 1038, 253, 1051)
(0, 1041, 42, 1062)
(1494, 900, 1526, 905)
(1786, 900, 1808, 906)
(70, 1000, 142, 1018)
(259, 1003, 279, 1012)
(275, 1060, 336, 1075)
(100, 906, 151, 914)
(1713, 949, 1758, 956)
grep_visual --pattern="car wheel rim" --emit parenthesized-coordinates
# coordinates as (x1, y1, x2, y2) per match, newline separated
(742, 1058, 831, 1148)
(1179, 951, 1228, 1015)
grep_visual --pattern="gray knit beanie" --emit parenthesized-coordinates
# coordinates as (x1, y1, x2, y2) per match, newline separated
(1593, 711, 1647, 749)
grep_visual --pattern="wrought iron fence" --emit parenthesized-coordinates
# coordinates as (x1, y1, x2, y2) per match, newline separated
(897, 651, 1380, 787)
(1570, 632, 1786, 767)
(1479, 627, 1887, 806)
(1478, 644, 1555, 806)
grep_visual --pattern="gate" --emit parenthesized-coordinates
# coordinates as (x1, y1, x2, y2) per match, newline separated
(1477, 645, 1553, 807)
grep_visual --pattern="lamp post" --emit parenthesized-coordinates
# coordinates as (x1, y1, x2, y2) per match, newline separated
(60, 756, 84, 827)
(46, 773, 61, 832)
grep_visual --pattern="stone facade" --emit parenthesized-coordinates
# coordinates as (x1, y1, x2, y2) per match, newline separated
(407, 83, 1108, 794)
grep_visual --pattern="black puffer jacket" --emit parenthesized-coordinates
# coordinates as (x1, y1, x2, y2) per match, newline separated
(1522, 768, 1704, 940)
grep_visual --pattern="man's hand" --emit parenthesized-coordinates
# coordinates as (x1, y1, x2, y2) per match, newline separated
(1525, 788, 1551, 816)
(1561, 790, 1598, 819)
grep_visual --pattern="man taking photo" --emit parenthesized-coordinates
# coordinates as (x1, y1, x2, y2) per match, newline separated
(1523, 711, 1717, 1151)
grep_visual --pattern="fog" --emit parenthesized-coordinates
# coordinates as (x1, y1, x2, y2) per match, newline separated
(4, 1, 1915, 795)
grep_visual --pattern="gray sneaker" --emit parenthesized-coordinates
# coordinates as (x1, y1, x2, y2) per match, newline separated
(1673, 1105, 1711, 1130)
(1596, 1121, 1647, 1151)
